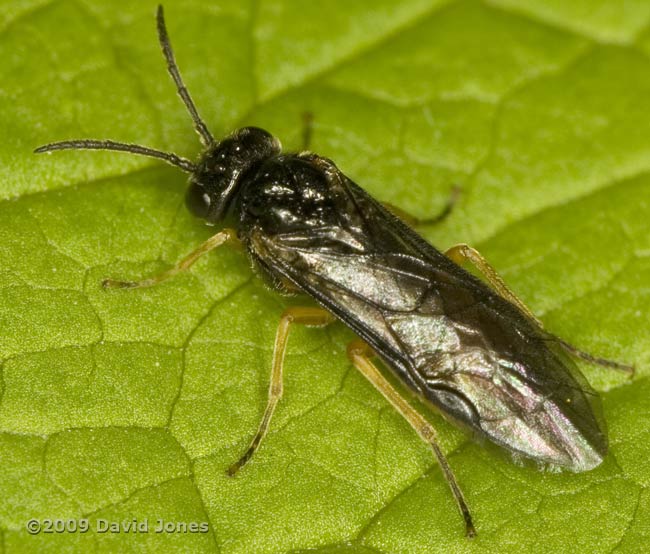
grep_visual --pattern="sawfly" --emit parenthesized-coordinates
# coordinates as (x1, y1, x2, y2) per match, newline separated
(35, 5, 634, 537)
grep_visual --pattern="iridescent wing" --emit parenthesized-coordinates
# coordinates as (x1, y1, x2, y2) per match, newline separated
(248, 167, 606, 471)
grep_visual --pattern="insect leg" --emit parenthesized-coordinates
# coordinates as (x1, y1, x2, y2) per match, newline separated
(227, 306, 335, 476)
(383, 184, 461, 227)
(102, 228, 239, 289)
(550, 337, 634, 374)
(445, 243, 542, 325)
(347, 339, 476, 538)
(445, 244, 634, 374)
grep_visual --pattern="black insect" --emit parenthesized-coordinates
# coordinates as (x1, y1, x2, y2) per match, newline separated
(35, 6, 634, 538)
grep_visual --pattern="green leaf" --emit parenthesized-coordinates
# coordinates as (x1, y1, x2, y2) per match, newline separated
(1, 1, 648, 553)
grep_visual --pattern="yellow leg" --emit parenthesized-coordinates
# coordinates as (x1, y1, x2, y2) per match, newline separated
(445, 243, 634, 374)
(347, 340, 476, 538)
(383, 185, 461, 227)
(102, 228, 239, 289)
(227, 306, 335, 476)
(445, 243, 542, 326)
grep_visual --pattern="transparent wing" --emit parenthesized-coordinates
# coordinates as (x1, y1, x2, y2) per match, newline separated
(248, 171, 606, 471)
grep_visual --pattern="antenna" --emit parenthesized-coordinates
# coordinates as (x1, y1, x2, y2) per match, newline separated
(34, 6, 212, 171)
(156, 5, 214, 147)
(34, 139, 196, 173)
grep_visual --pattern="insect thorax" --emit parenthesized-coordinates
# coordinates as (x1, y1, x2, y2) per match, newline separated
(237, 154, 345, 238)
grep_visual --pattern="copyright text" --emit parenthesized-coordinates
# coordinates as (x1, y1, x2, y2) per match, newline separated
(26, 518, 210, 535)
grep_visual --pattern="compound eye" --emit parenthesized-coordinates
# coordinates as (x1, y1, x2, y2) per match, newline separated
(185, 182, 211, 219)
